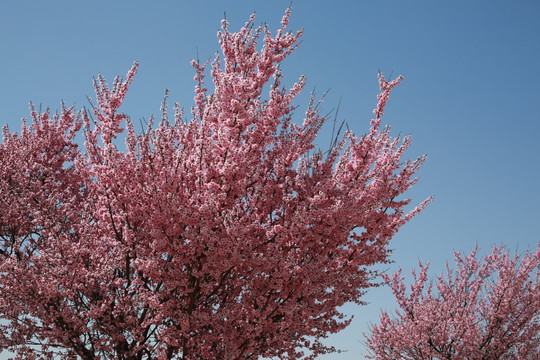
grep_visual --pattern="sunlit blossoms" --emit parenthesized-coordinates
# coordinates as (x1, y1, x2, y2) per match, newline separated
(366, 246, 540, 359)
(0, 9, 428, 360)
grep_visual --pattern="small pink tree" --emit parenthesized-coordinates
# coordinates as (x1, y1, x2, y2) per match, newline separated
(0, 9, 429, 360)
(366, 245, 540, 359)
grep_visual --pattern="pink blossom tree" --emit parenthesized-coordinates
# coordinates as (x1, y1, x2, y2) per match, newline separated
(366, 245, 540, 359)
(0, 9, 429, 360)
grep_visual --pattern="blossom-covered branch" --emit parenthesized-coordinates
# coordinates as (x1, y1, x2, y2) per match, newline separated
(366, 245, 540, 359)
(0, 8, 429, 360)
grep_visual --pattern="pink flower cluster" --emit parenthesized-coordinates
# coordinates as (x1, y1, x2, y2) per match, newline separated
(0, 8, 428, 360)
(367, 245, 540, 359)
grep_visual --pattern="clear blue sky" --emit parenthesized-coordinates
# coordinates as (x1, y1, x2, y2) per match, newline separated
(1, 1, 539, 359)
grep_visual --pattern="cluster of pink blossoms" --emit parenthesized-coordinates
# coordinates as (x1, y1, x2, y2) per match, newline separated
(367, 245, 540, 359)
(0, 8, 429, 360)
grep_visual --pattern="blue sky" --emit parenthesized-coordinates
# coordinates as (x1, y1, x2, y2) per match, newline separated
(1, 1, 539, 359)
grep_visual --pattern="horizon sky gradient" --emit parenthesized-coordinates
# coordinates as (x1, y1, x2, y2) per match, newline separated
(1, 1, 539, 359)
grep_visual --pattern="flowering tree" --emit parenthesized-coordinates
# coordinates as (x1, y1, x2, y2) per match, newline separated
(366, 246, 540, 359)
(0, 9, 429, 360)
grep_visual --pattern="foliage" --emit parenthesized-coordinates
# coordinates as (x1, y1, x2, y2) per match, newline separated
(366, 246, 540, 359)
(0, 9, 428, 360)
